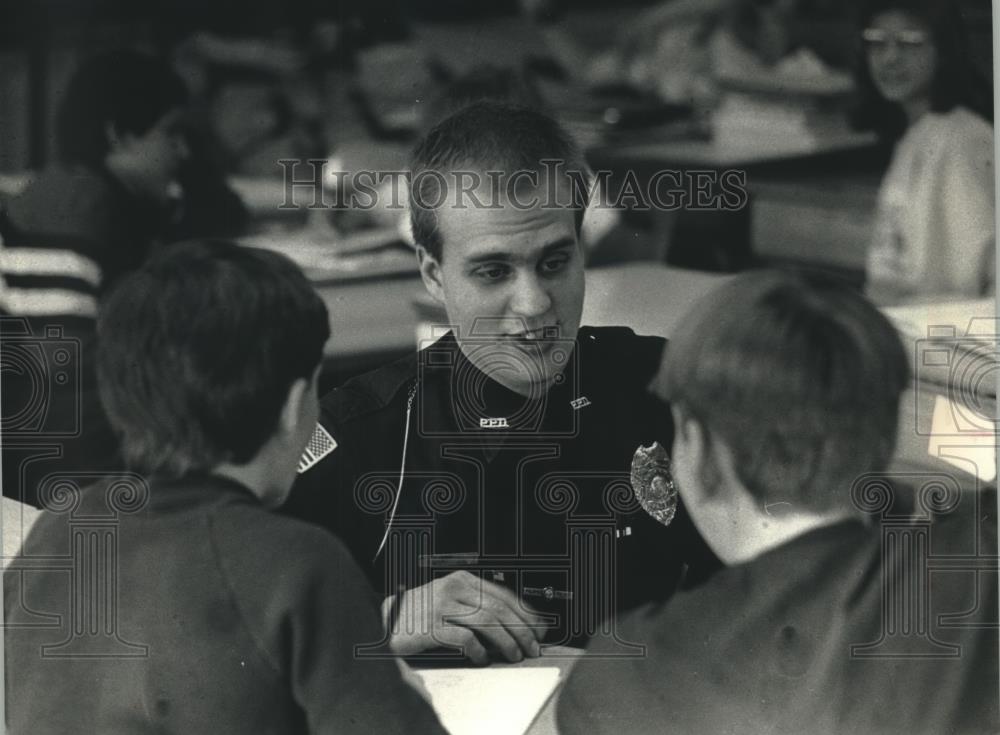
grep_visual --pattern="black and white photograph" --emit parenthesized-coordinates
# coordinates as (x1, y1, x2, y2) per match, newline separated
(0, 0, 997, 732)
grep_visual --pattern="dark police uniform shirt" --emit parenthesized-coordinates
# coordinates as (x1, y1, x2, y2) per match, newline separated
(287, 327, 717, 647)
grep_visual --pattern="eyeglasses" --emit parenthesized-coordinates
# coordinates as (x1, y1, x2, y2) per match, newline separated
(862, 28, 931, 52)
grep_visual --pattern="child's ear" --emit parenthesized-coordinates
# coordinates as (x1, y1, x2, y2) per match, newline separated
(671, 405, 701, 448)
(279, 377, 310, 436)
(671, 405, 722, 498)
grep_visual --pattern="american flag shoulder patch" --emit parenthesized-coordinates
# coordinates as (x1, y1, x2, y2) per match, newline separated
(297, 424, 338, 474)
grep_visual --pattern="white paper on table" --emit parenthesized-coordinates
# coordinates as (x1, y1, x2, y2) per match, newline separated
(412, 667, 561, 735)
(928, 394, 997, 482)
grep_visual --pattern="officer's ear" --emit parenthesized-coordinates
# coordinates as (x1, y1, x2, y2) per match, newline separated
(416, 245, 446, 304)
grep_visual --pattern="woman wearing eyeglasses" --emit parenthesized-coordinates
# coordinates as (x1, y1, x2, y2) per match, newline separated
(853, 0, 993, 305)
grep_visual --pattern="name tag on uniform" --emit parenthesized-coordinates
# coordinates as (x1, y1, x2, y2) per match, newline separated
(480, 417, 509, 429)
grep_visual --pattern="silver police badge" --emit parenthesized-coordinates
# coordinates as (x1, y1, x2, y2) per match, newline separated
(630, 442, 678, 527)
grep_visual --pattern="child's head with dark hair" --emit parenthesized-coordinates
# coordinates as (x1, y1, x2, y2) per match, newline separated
(851, 0, 991, 140)
(661, 269, 909, 514)
(97, 240, 329, 481)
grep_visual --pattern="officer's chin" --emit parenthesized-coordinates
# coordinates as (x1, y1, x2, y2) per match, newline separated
(496, 361, 560, 399)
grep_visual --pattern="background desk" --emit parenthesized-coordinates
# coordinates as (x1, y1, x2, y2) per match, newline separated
(588, 128, 878, 172)
(587, 127, 885, 272)
(750, 171, 881, 274)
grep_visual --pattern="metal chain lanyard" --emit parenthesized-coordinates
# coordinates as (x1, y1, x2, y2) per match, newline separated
(373, 379, 419, 562)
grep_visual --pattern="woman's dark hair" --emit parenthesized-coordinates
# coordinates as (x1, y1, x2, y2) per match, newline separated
(97, 240, 329, 477)
(56, 49, 189, 169)
(850, 0, 992, 141)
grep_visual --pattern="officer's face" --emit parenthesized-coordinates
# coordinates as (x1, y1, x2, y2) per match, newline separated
(417, 189, 585, 397)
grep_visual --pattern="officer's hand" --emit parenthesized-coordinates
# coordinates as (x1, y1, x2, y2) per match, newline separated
(383, 571, 549, 665)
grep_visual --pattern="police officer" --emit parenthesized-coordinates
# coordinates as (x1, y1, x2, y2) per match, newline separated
(286, 101, 716, 664)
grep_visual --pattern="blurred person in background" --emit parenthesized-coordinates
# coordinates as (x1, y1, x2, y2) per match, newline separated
(853, 0, 994, 304)
(0, 48, 245, 508)
(2, 50, 192, 305)
(545, 0, 848, 107)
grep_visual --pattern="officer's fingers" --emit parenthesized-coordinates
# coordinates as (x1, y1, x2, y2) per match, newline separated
(426, 575, 489, 625)
(388, 624, 433, 657)
(455, 578, 549, 640)
(446, 609, 524, 663)
(385, 588, 465, 656)
(435, 622, 491, 666)
(482, 578, 549, 626)
(434, 571, 482, 606)
(442, 570, 479, 590)
(466, 593, 543, 657)
(494, 607, 543, 658)
(388, 602, 480, 658)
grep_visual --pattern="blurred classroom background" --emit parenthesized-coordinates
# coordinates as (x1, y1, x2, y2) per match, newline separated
(0, 1, 994, 487)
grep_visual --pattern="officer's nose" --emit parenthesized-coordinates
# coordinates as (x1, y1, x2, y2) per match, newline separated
(508, 271, 552, 319)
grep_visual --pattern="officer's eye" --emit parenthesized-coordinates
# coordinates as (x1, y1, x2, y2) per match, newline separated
(472, 264, 511, 282)
(540, 253, 570, 276)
